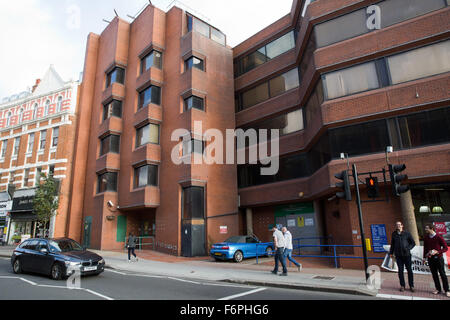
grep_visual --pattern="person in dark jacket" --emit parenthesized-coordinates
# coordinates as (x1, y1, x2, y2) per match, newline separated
(127, 233, 138, 262)
(389, 221, 416, 292)
(423, 225, 449, 297)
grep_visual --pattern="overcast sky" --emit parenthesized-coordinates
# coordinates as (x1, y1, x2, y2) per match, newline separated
(0, 0, 297, 99)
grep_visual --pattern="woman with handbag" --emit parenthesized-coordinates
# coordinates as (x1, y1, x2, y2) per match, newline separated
(423, 225, 449, 297)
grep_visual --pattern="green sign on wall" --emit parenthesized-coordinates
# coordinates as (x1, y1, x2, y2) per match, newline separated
(275, 202, 314, 218)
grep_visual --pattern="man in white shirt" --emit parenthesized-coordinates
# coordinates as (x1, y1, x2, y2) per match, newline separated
(271, 226, 288, 276)
(282, 227, 302, 272)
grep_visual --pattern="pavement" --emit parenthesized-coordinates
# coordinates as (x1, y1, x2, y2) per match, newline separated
(1, 245, 449, 300)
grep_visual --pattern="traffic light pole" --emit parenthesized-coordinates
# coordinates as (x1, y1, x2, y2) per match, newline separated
(352, 164, 370, 281)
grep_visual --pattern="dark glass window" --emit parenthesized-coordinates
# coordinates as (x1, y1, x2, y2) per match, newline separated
(398, 107, 450, 149)
(241, 48, 267, 74)
(138, 85, 161, 108)
(100, 134, 120, 156)
(52, 127, 59, 147)
(241, 82, 269, 110)
(39, 130, 47, 150)
(141, 50, 162, 73)
(185, 56, 204, 71)
(184, 96, 204, 111)
(182, 186, 205, 220)
(106, 67, 125, 88)
(266, 31, 295, 59)
(183, 139, 205, 156)
(134, 164, 158, 188)
(304, 79, 324, 127)
(136, 123, 160, 147)
(103, 100, 123, 121)
(97, 172, 118, 193)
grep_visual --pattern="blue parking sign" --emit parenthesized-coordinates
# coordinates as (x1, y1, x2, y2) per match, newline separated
(371, 224, 388, 253)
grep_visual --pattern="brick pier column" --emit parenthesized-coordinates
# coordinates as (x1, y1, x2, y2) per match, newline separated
(400, 190, 420, 245)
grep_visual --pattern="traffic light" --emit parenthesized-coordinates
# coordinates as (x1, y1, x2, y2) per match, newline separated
(389, 164, 410, 196)
(366, 177, 380, 199)
(335, 170, 352, 201)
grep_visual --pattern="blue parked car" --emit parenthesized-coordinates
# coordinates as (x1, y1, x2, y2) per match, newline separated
(210, 235, 273, 263)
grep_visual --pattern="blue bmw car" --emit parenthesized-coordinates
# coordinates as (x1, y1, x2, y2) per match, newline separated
(210, 235, 274, 263)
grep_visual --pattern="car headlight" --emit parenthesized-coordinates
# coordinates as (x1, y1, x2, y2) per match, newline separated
(65, 261, 82, 267)
(98, 259, 105, 265)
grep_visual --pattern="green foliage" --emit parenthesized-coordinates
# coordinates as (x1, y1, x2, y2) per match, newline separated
(33, 173, 60, 227)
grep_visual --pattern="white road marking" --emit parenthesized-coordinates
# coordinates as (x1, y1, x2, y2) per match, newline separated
(218, 287, 267, 301)
(0, 276, 114, 300)
(376, 293, 437, 300)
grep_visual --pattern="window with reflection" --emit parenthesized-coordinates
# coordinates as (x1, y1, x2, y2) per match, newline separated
(184, 96, 204, 111)
(136, 123, 160, 147)
(141, 50, 162, 73)
(106, 67, 125, 88)
(134, 164, 158, 188)
(100, 134, 120, 156)
(138, 85, 161, 108)
(185, 56, 204, 71)
(97, 172, 118, 193)
(103, 100, 122, 121)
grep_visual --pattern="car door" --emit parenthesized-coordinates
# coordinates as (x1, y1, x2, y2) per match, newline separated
(245, 236, 258, 257)
(33, 240, 54, 275)
(21, 240, 39, 272)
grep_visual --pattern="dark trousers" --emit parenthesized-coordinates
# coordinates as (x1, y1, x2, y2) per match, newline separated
(396, 255, 414, 288)
(128, 247, 136, 260)
(428, 256, 449, 293)
(273, 248, 287, 274)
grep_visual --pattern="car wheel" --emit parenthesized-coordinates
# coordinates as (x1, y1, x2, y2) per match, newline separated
(51, 263, 63, 280)
(233, 250, 244, 263)
(13, 258, 22, 274)
(266, 247, 273, 256)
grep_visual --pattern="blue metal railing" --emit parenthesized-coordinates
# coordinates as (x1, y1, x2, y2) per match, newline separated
(255, 237, 384, 268)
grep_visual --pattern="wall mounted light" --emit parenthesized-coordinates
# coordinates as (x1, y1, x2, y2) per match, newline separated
(419, 206, 431, 213)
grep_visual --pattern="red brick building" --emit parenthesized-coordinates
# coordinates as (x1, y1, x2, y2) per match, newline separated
(235, 0, 450, 268)
(0, 65, 80, 244)
(72, 0, 450, 265)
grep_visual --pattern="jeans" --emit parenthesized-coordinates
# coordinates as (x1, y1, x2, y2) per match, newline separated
(396, 255, 414, 288)
(284, 249, 300, 267)
(428, 256, 449, 293)
(273, 248, 287, 274)
(128, 247, 136, 261)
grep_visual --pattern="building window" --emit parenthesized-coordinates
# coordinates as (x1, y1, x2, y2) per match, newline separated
(239, 68, 299, 111)
(1, 140, 7, 158)
(52, 127, 59, 148)
(32, 104, 38, 120)
(24, 169, 30, 186)
(187, 14, 226, 46)
(323, 61, 380, 100)
(35, 167, 42, 185)
(39, 130, 47, 150)
(27, 133, 34, 153)
(100, 134, 120, 156)
(235, 31, 295, 77)
(44, 100, 50, 116)
(182, 186, 205, 220)
(387, 40, 450, 85)
(13, 137, 20, 156)
(18, 109, 24, 123)
(49, 165, 55, 176)
(183, 138, 205, 156)
(97, 172, 118, 193)
(304, 80, 324, 127)
(103, 100, 122, 121)
(57, 96, 63, 112)
(138, 85, 161, 109)
(106, 67, 125, 88)
(136, 123, 160, 148)
(185, 56, 204, 71)
(141, 50, 162, 73)
(6, 112, 12, 127)
(184, 96, 204, 112)
(134, 164, 158, 188)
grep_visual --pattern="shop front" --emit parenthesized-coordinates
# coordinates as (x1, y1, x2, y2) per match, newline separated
(412, 182, 450, 245)
(0, 192, 12, 245)
(7, 189, 40, 245)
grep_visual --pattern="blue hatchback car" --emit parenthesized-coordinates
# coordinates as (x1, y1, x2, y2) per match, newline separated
(210, 235, 273, 263)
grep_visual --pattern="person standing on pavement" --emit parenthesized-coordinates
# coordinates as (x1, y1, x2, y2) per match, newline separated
(282, 227, 302, 272)
(423, 225, 449, 297)
(389, 221, 416, 292)
(127, 233, 138, 262)
(271, 226, 288, 276)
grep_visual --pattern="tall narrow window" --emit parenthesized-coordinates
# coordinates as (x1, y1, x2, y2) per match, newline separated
(35, 167, 42, 185)
(6, 112, 12, 127)
(27, 133, 35, 153)
(57, 96, 63, 112)
(49, 165, 55, 176)
(32, 104, 38, 120)
(1, 140, 7, 158)
(45, 100, 50, 116)
(52, 127, 59, 148)
(13, 137, 20, 156)
(24, 169, 30, 186)
(39, 130, 47, 150)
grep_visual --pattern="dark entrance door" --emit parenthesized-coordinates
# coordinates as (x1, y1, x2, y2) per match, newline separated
(181, 186, 206, 257)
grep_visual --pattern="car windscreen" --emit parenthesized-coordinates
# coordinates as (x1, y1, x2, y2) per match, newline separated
(225, 236, 245, 243)
(48, 240, 83, 253)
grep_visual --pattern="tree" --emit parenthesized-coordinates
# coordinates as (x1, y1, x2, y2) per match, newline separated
(33, 173, 60, 237)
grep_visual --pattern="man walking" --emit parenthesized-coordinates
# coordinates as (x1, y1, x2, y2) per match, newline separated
(423, 225, 449, 297)
(271, 225, 288, 276)
(389, 221, 416, 292)
(127, 232, 138, 262)
(282, 227, 302, 272)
